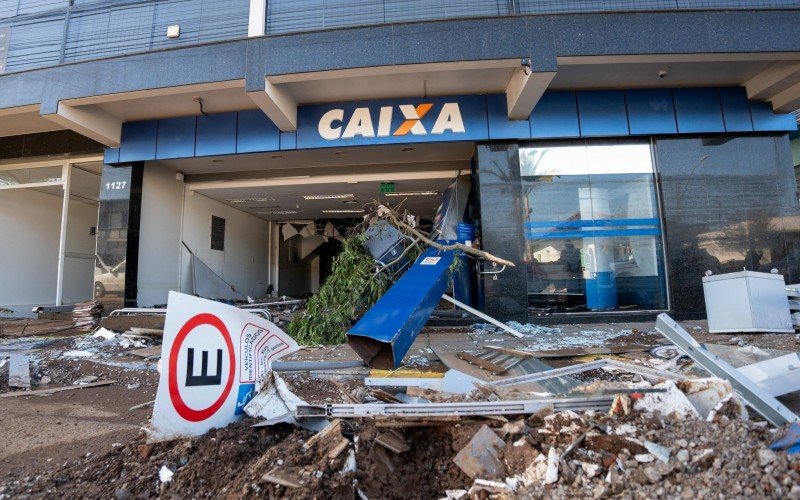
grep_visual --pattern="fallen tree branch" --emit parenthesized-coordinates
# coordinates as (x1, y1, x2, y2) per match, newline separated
(377, 207, 515, 267)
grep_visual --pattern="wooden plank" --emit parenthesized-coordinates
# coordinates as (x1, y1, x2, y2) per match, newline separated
(375, 430, 410, 453)
(129, 346, 162, 358)
(302, 419, 342, 451)
(374, 415, 460, 428)
(327, 437, 350, 459)
(1, 380, 115, 398)
(483, 345, 534, 358)
(372, 389, 403, 404)
(262, 467, 301, 488)
(506, 344, 652, 359)
(457, 351, 508, 375)
(331, 380, 358, 403)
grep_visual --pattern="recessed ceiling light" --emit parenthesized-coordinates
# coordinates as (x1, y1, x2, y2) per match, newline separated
(256, 210, 299, 215)
(271, 175, 311, 181)
(342, 200, 358, 205)
(226, 197, 276, 203)
(321, 209, 364, 214)
(384, 190, 439, 197)
(302, 193, 355, 200)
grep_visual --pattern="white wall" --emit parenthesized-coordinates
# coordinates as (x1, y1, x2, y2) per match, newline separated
(181, 191, 270, 299)
(137, 164, 184, 307)
(0, 180, 100, 309)
(136, 163, 271, 305)
(0, 189, 61, 308)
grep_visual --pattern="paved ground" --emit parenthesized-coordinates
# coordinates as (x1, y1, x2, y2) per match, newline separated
(0, 387, 153, 480)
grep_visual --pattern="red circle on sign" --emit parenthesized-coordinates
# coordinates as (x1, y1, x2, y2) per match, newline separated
(168, 313, 236, 422)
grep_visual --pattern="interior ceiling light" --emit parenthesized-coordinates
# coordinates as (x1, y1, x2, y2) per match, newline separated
(256, 210, 298, 215)
(401, 147, 414, 152)
(384, 190, 439, 197)
(322, 209, 364, 214)
(226, 197, 276, 203)
(271, 175, 311, 181)
(302, 193, 355, 200)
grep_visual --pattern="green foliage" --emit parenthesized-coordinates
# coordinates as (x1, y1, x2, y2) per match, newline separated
(287, 232, 391, 345)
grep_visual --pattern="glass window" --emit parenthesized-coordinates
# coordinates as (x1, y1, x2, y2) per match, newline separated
(5, 14, 64, 72)
(0, 165, 62, 186)
(266, 0, 510, 35)
(520, 141, 667, 312)
(0, 0, 18, 19)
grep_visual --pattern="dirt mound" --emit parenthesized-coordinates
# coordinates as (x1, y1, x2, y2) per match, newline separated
(2, 412, 799, 499)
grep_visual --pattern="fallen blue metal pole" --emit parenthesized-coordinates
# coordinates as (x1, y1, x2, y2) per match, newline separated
(347, 245, 455, 369)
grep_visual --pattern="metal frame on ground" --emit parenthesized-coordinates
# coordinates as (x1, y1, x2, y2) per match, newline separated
(655, 313, 798, 427)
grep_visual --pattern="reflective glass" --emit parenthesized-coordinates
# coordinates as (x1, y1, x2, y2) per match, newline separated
(4, 14, 64, 72)
(519, 142, 667, 312)
(0, 165, 62, 186)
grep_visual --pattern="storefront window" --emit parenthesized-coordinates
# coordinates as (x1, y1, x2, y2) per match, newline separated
(519, 141, 667, 312)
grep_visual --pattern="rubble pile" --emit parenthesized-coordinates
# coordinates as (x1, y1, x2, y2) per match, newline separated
(72, 301, 103, 331)
(1, 408, 798, 499)
(514, 411, 800, 499)
(0, 327, 160, 395)
(2, 297, 799, 499)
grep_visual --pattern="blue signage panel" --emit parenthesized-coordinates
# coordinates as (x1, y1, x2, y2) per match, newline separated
(297, 95, 488, 149)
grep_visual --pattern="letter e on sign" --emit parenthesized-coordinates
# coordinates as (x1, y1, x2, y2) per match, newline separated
(168, 313, 236, 422)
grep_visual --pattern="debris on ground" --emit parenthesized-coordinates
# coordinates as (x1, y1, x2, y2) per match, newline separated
(3, 409, 799, 499)
(7, 353, 30, 389)
(72, 301, 103, 331)
(2, 300, 800, 498)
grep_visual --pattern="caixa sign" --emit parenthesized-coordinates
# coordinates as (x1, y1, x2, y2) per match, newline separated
(297, 95, 488, 149)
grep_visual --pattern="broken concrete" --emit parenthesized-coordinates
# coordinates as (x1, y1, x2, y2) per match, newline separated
(7, 353, 30, 389)
(453, 425, 507, 479)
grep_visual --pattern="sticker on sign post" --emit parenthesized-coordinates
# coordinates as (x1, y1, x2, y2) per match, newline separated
(149, 292, 298, 442)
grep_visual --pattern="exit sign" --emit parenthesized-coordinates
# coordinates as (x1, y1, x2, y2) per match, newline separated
(380, 182, 395, 193)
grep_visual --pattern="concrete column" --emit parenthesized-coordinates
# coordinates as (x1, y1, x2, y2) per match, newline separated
(95, 163, 144, 309)
(55, 162, 72, 306)
(476, 143, 529, 322)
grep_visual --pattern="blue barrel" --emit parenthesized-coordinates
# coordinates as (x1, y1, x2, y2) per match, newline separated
(585, 271, 618, 310)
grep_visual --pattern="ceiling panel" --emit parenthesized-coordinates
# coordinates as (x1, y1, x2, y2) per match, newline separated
(0, 110, 64, 137)
(286, 67, 517, 104)
(551, 60, 776, 90)
(161, 142, 476, 176)
(96, 87, 257, 121)
(195, 176, 455, 221)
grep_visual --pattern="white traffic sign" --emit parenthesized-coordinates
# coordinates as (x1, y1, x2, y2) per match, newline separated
(149, 292, 298, 441)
